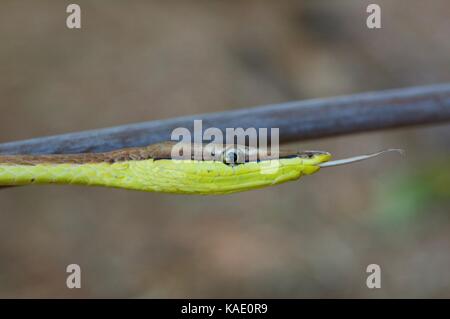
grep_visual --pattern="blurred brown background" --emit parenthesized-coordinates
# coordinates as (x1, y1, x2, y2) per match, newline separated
(0, 0, 449, 298)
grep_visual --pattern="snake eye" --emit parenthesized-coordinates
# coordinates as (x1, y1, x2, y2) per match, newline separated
(223, 147, 244, 165)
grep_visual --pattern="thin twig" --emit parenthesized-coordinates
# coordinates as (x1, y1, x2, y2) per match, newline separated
(1, 83, 449, 155)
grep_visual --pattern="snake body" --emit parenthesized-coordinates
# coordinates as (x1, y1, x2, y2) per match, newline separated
(0, 142, 331, 194)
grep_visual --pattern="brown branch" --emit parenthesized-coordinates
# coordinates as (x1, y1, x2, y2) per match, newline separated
(1, 83, 450, 155)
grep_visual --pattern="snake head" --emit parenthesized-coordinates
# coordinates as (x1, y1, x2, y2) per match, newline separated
(215, 144, 331, 167)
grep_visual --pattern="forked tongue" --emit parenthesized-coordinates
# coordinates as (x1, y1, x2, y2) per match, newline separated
(319, 149, 404, 168)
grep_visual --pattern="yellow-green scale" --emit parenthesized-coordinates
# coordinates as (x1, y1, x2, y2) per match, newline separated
(0, 157, 326, 194)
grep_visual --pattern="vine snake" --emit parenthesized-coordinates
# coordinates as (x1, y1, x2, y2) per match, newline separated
(0, 142, 401, 195)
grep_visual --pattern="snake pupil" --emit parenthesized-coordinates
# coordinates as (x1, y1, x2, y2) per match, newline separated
(232, 152, 238, 163)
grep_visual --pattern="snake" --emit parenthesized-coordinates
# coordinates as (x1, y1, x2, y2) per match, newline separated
(0, 141, 402, 195)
